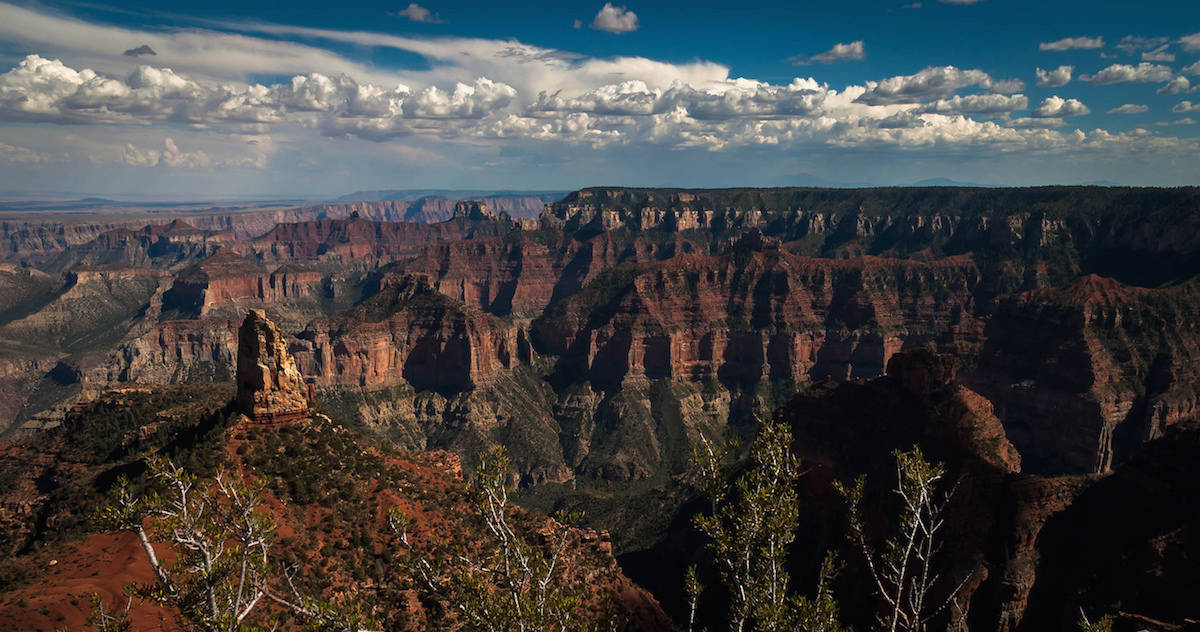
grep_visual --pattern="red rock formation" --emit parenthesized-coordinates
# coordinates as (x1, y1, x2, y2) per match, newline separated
(386, 233, 565, 317)
(966, 274, 1200, 475)
(236, 309, 310, 423)
(535, 241, 982, 386)
(293, 276, 521, 392)
(165, 250, 323, 316)
(236, 215, 516, 269)
(89, 318, 240, 384)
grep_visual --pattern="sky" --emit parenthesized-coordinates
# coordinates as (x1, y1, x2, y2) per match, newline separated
(0, 0, 1198, 198)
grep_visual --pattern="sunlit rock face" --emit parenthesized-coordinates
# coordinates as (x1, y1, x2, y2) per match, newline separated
(236, 309, 310, 423)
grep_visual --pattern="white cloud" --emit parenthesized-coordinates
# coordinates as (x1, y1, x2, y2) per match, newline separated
(590, 3, 638, 34)
(392, 3, 443, 23)
(1157, 76, 1191, 95)
(0, 140, 54, 164)
(1035, 66, 1073, 87)
(1141, 45, 1175, 63)
(1080, 63, 1174, 85)
(1039, 36, 1104, 51)
(1184, 61, 1200, 76)
(1181, 33, 1200, 52)
(918, 93, 1028, 115)
(1173, 101, 1200, 113)
(0, 55, 515, 137)
(0, 2, 1194, 176)
(791, 41, 866, 65)
(1156, 118, 1196, 126)
(988, 78, 1026, 93)
(855, 65, 992, 105)
(1107, 104, 1148, 114)
(1032, 96, 1090, 118)
(120, 137, 211, 168)
(1006, 117, 1065, 129)
(528, 78, 829, 120)
(1116, 35, 1169, 55)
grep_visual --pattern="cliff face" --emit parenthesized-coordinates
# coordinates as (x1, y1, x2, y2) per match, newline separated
(0, 265, 169, 353)
(164, 250, 324, 317)
(236, 215, 517, 269)
(89, 318, 239, 384)
(534, 241, 982, 387)
(967, 275, 1200, 475)
(543, 187, 1200, 288)
(0, 197, 552, 266)
(293, 275, 522, 393)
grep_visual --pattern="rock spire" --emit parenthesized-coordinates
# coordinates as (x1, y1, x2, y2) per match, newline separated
(236, 309, 309, 423)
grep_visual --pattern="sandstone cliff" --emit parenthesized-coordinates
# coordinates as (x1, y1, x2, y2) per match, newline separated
(164, 250, 324, 318)
(534, 238, 982, 387)
(235, 214, 517, 270)
(967, 275, 1200, 475)
(293, 275, 523, 393)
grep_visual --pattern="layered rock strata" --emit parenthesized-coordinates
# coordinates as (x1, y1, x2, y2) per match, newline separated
(236, 309, 310, 422)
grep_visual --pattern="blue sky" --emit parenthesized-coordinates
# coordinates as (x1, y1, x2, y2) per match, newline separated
(0, 0, 1197, 197)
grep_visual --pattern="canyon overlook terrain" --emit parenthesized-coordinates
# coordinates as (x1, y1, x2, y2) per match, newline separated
(0, 186, 1199, 629)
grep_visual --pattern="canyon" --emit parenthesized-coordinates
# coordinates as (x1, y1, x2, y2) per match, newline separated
(0, 186, 1198, 629)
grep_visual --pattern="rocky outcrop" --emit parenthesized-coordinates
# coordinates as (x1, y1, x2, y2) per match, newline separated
(236, 309, 309, 423)
(0, 382, 670, 631)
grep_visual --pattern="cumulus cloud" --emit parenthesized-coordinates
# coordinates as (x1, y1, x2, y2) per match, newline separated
(527, 77, 828, 120)
(1107, 104, 1148, 114)
(1039, 36, 1104, 51)
(1156, 118, 1196, 126)
(1182, 32, 1200, 52)
(1006, 117, 1065, 129)
(1035, 66, 1073, 87)
(590, 3, 638, 33)
(1157, 76, 1191, 95)
(0, 140, 53, 164)
(392, 3, 443, 23)
(790, 41, 866, 65)
(855, 65, 992, 105)
(1031, 96, 1090, 118)
(0, 55, 515, 136)
(1185, 61, 1200, 76)
(1173, 101, 1200, 113)
(917, 93, 1027, 115)
(0, 4, 1194, 169)
(120, 137, 210, 168)
(1080, 63, 1174, 85)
